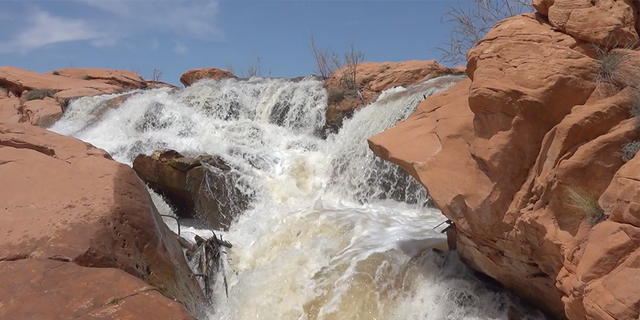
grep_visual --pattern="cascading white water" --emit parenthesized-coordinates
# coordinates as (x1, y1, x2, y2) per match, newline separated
(50, 75, 546, 320)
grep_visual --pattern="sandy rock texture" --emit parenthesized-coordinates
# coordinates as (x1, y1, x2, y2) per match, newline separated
(0, 123, 205, 319)
(369, 10, 640, 320)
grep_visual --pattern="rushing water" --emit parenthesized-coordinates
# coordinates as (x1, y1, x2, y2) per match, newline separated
(50, 75, 545, 320)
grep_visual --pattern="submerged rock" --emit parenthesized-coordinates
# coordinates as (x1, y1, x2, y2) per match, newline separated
(369, 10, 640, 320)
(0, 123, 204, 318)
(133, 149, 250, 230)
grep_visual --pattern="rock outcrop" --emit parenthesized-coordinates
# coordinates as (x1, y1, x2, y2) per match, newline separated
(133, 149, 250, 230)
(179, 67, 237, 87)
(323, 60, 464, 135)
(0, 123, 204, 319)
(0, 66, 148, 126)
(147, 80, 180, 89)
(46, 68, 147, 91)
(533, 0, 640, 47)
(369, 8, 640, 320)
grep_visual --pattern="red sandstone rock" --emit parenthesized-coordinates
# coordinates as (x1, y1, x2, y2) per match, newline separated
(0, 259, 194, 320)
(0, 123, 204, 317)
(47, 68, 147, 90)
(19, 96, 63, 126)
(179, 67, 237, 87)
(1, 66, 121, 94)
(0, 67, 148, 127)
(323, 60, 463, 134)
(369, 12, 640, 320)
(534, 0, 640, 47)
(0, 97, 20, 123)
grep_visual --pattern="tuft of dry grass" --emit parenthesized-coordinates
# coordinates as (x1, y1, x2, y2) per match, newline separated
(565, 185, 607, 226)
(594, 46, 628, 87)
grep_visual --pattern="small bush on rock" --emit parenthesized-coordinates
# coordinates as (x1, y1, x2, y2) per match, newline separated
(439, 0, 532, 64)
(24, 89, 55, 101)
(621, 140, 640, 162)
(328, 89, 345, 105)
(595, 46, 628, 87)
(52, 71, 60, 75)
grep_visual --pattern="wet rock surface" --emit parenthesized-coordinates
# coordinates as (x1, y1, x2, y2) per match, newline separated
(133, 149, 251, 230)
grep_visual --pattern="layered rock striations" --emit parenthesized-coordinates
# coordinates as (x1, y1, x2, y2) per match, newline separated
(369, 6, 640, 320)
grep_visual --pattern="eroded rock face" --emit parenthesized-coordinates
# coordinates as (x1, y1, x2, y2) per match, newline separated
(0, 67, 148, 126)
(369, 12, 640, 320)
(133, 149, 250, 230)
(179, 67, 237, 87)
(0, 123, 204, 318)
(533, 0, 640, 47)
(323, 60, 464, 135)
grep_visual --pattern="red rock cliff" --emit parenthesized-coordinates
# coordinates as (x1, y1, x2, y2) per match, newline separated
(369, 4, 640, 320)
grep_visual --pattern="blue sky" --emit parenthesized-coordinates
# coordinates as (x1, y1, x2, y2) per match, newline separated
(1, 0, 477, 86)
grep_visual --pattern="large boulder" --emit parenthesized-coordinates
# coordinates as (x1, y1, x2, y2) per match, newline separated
(133, 149, 250, 230)
(323, 60, 464, 135)
(533, 0, 640, 47)
(0, 66, 148, 126)
(0, 123, 205, 318)
(179, 67, 237, 87)
(369, 12, 640, 320)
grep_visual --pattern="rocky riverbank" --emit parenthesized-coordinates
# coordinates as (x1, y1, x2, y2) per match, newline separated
(0, 60, 460, 319)
(369, 2, 640, 320)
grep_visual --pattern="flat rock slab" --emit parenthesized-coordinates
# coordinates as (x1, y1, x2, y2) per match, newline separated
(0, 258, 194, 320)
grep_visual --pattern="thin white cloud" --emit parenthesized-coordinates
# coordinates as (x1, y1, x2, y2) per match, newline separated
(0, 9, 107, 53)
(173, 42, 188, 55)
(75, 0, 225, 41)
(151, 38, 160, 51)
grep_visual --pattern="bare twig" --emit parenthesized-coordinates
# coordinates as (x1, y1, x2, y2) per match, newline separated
(438, 0, 532, 64)
(152, 68, 163, 81)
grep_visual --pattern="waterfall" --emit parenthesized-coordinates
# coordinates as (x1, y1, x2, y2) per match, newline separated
(49, 74, 545, 320)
